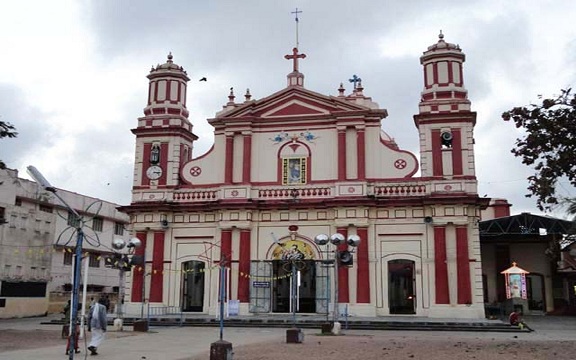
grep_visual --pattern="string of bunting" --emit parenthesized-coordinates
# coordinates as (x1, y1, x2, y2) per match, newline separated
(130, 263, 294, 281)
(2, 246, 294, 281)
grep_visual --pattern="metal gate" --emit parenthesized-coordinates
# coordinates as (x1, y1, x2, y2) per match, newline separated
(249, 261, 271, 313)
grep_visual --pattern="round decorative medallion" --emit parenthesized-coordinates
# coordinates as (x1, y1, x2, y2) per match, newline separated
(444, 185, 452, 191)
(231, 190, 239, 197)
(190, 166, 202, 177)
(348, 187, 356, 193)
(288, 225, 299, 232)
(394, 159, 407, 169)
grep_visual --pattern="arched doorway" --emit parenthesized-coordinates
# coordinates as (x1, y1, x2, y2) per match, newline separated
(181, 260, 205, 312)
(388, 259, 416, 314)
(272, 260, 317, 313)
(269, 238, 318, 313)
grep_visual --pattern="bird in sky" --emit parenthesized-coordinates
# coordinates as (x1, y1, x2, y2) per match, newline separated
(199, 77, 207, 81)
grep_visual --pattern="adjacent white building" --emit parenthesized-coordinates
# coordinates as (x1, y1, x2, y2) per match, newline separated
(0, 168, 130, 318)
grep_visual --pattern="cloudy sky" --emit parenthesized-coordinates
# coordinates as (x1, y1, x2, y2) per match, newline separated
(1, 0, 575, 218)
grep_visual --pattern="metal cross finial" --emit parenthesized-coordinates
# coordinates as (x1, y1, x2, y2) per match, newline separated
(285, 47, 306, 73)
(291, 8, 302, 48)
(348, 74, 362, 89)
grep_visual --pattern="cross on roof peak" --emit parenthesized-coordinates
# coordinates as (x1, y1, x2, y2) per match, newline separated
(284, 47, 306, 73)
(349, 74, 362, 89)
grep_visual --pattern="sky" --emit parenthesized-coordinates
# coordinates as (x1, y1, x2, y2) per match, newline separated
(1, 0, 575, 219)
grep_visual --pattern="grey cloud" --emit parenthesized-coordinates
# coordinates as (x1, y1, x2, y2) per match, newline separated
(75, 0, 568, 215)
(0, 84, 53, 169)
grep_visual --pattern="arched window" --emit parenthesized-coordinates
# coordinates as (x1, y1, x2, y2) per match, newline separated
(279, 141, 310, 185)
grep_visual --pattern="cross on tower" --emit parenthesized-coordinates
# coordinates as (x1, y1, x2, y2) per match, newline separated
(291, 8, 302, 48)
(291, 7, 302, 22)
(349, 74, 362, 89)
(285, 47, 306, 73)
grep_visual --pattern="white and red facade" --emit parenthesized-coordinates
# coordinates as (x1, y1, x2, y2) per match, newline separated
(122, 34, 489, 319)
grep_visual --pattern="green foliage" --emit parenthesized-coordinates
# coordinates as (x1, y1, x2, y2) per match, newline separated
(0, 121, 18, 169)
(502, 88, 576, 212)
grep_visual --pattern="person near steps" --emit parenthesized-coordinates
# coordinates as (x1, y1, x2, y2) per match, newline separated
(88, 297, 107, 355)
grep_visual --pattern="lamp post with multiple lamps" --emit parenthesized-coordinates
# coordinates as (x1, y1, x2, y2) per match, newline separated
(314, 232, 360, 335)
(109, 237, 142, 331)
(27, 166, 85, 360)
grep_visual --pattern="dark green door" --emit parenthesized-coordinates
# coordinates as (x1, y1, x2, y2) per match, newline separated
(388, 259, 416, 314)
(181, 260, 205, 312)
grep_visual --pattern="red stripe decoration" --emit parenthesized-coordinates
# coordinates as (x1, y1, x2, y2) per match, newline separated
(220, 230, 232, 302)
(149, 231, 165, 302)
(242, 135, 252, 183)
(356, 227, 370, 303)
(434, 226, 449, 304)
(224, 136, 234, 184)
(142, 143, 152, 185)
(338, 130, 346, 181)
(357, 129, 366, 180)
(431, 129, 443, 176)
(131, 232, 147, 302)
(456, 226, 472, 304)
(451, 129, 463, 176)
(238, 230, 251, 302)
(220, 230, 232, 264)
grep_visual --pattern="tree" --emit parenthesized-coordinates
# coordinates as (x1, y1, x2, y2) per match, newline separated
(502, 88, 576, 212)
(0, 120, 18, 169)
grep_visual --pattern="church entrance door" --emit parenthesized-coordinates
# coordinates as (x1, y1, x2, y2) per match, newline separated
(388, 259, 416, 314)
(272, 260, 316, 313)
(181, 260, 205, 312)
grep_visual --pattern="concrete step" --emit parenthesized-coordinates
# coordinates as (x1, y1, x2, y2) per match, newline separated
(42, 317, 525, 332)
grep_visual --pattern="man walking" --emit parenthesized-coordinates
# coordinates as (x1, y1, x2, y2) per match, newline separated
(88, 297, 108, 355)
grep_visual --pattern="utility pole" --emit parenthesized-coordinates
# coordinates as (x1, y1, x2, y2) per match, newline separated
(27, 165, 84, 360)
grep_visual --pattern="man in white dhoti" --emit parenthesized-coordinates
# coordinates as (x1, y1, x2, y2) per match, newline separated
(88, 297, 108, 355)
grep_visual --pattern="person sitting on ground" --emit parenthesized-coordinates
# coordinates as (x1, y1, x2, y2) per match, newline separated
(509, 311, 534, 332)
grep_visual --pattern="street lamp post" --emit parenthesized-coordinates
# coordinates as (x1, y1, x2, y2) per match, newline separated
(210, 253, 233, 360)
(110, 237, 142, 330)
(314, 232, 360, 335)
(27, 166, 84, 360)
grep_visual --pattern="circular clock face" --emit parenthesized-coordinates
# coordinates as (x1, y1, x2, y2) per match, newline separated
(146, 165, 163, 180)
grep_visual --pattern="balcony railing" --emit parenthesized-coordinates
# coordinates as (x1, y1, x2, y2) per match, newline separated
(172, 190, 218, 202)
(372, 184, 427, 196)
(168, 181, 439, 204)
(258, 187, 332, 199)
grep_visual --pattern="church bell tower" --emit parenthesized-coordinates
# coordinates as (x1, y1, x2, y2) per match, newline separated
(414, 32, 476, 179)
(131, 53, 198, 193)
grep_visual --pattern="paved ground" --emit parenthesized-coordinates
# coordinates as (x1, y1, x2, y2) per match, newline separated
(1, 315, 575, 360)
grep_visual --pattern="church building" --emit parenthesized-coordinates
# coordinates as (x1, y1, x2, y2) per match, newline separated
(121, 33, 489, 319)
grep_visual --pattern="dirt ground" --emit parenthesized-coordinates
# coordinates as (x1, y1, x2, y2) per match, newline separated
(189, 332, 576, 360)
(2, 319, 576, 360)
(0, 329, 63, 353)
(0, 328, 138, 354)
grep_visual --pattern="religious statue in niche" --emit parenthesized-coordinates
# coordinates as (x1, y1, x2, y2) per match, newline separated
(271, 240, 314, 260)
(150, 144, 160, 164)
(501, 262, 529, 300)
(283, 157, 306, 185)
(509, 273, 522, 298)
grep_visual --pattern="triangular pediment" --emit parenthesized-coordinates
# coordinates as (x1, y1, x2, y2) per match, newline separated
(261, 99, 329, 117)
(219, 86, 372, 119)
